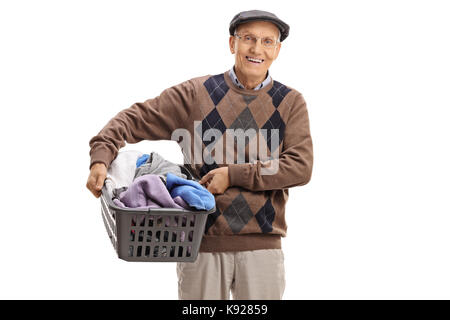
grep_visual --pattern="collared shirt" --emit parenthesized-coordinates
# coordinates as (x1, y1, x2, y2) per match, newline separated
(229, 66, 272, 90)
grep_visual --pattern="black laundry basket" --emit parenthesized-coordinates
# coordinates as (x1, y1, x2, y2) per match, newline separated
(99, 166, 215, 262)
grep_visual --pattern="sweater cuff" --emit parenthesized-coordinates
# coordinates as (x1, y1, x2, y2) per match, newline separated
(89, 148, 114, 170)
(228, 163, 250, 188)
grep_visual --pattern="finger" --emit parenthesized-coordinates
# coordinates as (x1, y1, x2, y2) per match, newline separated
(88, 183, 101, 198)
(206, 180, 217, 194)
(199, 174, 208, 184)
(93, 189, 101, 198)
(86, 176, 96, 192)
(95, 173, 106, 190)
(199, 172, 212, 184)
(86, 174, 101, 198)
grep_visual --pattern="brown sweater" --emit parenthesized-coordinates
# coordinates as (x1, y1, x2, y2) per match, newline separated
(89, 71, 313, 252)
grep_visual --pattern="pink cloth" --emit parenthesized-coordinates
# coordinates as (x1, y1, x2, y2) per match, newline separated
(112, 174, 190, 209)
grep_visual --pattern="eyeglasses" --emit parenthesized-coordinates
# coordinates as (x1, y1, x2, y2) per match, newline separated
(234, 33, 279, 48)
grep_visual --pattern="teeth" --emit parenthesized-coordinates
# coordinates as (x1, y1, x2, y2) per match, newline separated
(246, 56, 263, 63)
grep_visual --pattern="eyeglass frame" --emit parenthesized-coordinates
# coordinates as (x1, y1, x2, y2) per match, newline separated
(233, 32, 280, 48)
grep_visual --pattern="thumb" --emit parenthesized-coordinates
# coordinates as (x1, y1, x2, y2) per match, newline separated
(199, 172, 212, 184)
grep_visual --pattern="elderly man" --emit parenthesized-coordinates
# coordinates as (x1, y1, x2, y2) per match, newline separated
(87, 10, 313, 300)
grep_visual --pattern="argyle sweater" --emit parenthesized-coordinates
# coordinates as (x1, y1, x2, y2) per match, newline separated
(89, 71, 313, 252)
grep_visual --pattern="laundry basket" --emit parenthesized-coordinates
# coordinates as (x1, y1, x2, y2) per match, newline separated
(99, 166, 215, 262)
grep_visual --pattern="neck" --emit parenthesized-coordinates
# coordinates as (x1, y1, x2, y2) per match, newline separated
(234, 67, 267, 90)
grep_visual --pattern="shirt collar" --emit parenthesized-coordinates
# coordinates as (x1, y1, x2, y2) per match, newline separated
(229, 66, 272, 91)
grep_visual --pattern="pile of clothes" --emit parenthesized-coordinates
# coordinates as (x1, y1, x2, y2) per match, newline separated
(104, 151, 214, 257)
(105, 151, 215, 211)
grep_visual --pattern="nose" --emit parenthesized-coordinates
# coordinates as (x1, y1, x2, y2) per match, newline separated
(249, 38, 263, 55)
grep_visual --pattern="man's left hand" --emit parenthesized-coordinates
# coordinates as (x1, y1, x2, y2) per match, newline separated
(199, 167, 230, 194)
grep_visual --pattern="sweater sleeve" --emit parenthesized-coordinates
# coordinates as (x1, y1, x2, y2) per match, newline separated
(88, 79, 197, 169)
(227, 92, 313, 191)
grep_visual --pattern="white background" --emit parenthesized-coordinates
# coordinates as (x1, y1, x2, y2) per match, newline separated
(1, 0, 449, 299)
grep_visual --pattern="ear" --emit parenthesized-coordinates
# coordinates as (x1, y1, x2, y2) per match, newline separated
(229, 36, 236, 54)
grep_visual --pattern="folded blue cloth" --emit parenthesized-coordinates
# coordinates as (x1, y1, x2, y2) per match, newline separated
(165, 173, 215, 211)
(136, 154, 150, 168)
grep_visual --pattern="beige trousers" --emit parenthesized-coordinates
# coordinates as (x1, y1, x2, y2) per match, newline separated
(176, 249, 285, 300)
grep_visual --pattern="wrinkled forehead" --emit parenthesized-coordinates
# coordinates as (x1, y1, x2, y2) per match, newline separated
(235, 20, 280, 38)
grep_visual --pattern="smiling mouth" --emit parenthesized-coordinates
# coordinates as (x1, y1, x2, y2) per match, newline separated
(246, 56, 264, 64)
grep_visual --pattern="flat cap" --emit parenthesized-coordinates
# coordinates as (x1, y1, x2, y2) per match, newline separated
(229, 10, 290, 42)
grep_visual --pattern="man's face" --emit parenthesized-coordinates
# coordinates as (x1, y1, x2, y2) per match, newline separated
(229, 20, 281, 81)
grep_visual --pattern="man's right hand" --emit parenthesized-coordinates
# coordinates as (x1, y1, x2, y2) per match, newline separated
(86, 162, 107, 198)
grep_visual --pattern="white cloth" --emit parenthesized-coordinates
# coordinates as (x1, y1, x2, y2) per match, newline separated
(104, 150, 143, 198)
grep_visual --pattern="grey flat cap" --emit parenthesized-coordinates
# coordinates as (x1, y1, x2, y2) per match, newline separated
(229, 10, 290, 42)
